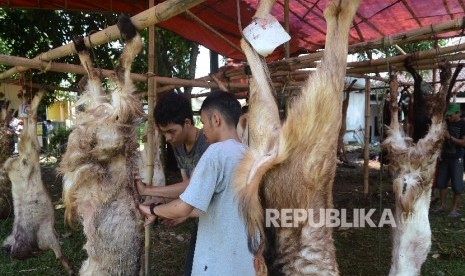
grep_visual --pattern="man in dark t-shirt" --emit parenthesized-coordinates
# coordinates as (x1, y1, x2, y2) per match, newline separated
(136, 91, 209, 275)
(435, 103, 465, 218)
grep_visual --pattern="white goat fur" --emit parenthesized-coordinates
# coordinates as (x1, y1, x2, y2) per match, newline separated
(2, 91, 72, 273)
(383, 66, 450, 276)
(59, 27, 145, 275)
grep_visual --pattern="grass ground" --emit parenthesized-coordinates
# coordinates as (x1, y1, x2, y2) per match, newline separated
(0, 155, 464, 275)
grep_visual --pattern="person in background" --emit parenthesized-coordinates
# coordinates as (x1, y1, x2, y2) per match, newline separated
(42, 119, 54, 148)
(434, 103, 465, 218)
(9, 118, 23, 154)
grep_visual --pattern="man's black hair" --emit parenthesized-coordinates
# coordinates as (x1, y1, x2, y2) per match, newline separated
(200, 90, 241, 127)
(154, 91, 194, 127)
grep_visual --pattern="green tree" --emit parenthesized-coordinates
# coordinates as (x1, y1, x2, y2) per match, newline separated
(0, 9, 199, 105)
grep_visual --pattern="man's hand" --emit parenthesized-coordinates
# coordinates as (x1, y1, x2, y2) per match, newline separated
(141, 197, 166, 206)
(134, 174, 147, 196)
(139, 204, 157, 227)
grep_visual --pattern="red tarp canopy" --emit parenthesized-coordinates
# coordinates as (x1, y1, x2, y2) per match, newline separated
(1, 0, 464, 61)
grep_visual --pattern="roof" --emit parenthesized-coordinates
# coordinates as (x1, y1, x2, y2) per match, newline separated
(1, 0, 464, 61)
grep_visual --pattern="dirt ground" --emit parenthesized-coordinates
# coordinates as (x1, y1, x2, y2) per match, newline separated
(1, 149, 464, 275)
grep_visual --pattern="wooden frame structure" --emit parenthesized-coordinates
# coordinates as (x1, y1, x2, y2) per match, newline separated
(1, 2, 465, 273)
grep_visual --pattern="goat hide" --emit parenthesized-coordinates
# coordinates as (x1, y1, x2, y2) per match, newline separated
(383, 63, 450, 276)
(58, 15, 145, 275)
(2, 91, 73, 274)
(234, 0, 361, 275)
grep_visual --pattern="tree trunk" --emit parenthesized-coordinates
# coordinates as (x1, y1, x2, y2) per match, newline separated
(184, 42, 199, 97)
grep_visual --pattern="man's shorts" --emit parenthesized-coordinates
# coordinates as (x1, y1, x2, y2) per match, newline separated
(436, 157, 465, 194)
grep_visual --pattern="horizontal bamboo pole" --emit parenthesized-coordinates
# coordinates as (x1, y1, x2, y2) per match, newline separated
(348, 61, 462, 74)
(348, 18, 465, 53)
(0, 54, 253, 90)
(347, 42, 465, 69)
(0, 54, 147, 82)
(0, 0, 205, 80)
(348, 52, 465, 73)
(274, 17, 465, 70)
(210, 18, 465, 82)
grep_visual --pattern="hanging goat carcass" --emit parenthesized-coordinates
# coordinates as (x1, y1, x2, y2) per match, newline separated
(58, 15, 145, 275)
(383, 62, 451, 275)
(234, 0, 360, 274)
(2, 91, 73, 274)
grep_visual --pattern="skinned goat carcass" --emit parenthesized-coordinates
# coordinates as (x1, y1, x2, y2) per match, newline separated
(0, 101, 14, 219)
(2, 91, 73, 274)
(58, 15, 145, 275)
(383, 62, 451, 276)
(234, 0, 361, 275)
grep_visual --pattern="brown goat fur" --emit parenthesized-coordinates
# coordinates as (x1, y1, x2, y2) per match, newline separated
(58, 16, 145, 275)
(383, 63, 450, 276)
(234, 0, 361, 274)
(2, 91, 73, 273)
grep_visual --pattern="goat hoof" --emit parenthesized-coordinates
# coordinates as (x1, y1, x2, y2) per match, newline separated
(73, 36, 87, 53)
(117, 14, 137, 42)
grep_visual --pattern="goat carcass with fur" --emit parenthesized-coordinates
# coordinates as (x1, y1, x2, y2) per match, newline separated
(58, 15, 145, 275)
(383, 63, 450, 276)
(234, 0, 361, 275)
(2, 91, 73, 274)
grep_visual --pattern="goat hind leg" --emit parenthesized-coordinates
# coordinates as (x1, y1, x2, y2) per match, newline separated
(73, 36, 105, 103)
(115, 14, 142, 87)
(37, 226, 75, 275)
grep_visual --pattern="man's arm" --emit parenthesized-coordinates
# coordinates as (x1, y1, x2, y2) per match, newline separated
(137, 179, 189, 199)
(139, 198, 195, 226)
(136, 168, 190, 199)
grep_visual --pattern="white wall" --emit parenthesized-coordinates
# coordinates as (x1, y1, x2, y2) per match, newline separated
(343, 91, 380, 144)
(344, 92, 365, 144)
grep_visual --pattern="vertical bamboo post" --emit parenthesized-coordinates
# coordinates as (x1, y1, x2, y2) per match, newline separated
(144, 0, 156, 274)
(284, 0, 290, 58)
(363, 78, 371, 196)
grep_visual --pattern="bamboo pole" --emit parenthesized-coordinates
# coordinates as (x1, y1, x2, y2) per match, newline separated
(144, 0, 156, 273)
(210, 39, 465, 83)
(347, 42, 465, 70)
(363, 78, 371, 197)
(347, 52, 465, 74)
(0, 54, 254, 89)
(264, 17, 465, 71)
(0, 0, 206, 80)
(0, 54, 147, 82)
(348, 58, 464, 74)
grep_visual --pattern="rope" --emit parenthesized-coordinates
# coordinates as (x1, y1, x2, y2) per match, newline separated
(87, 30, 104, 79)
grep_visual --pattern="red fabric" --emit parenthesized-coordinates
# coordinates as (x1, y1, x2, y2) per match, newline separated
(1, 0, 464, 61)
